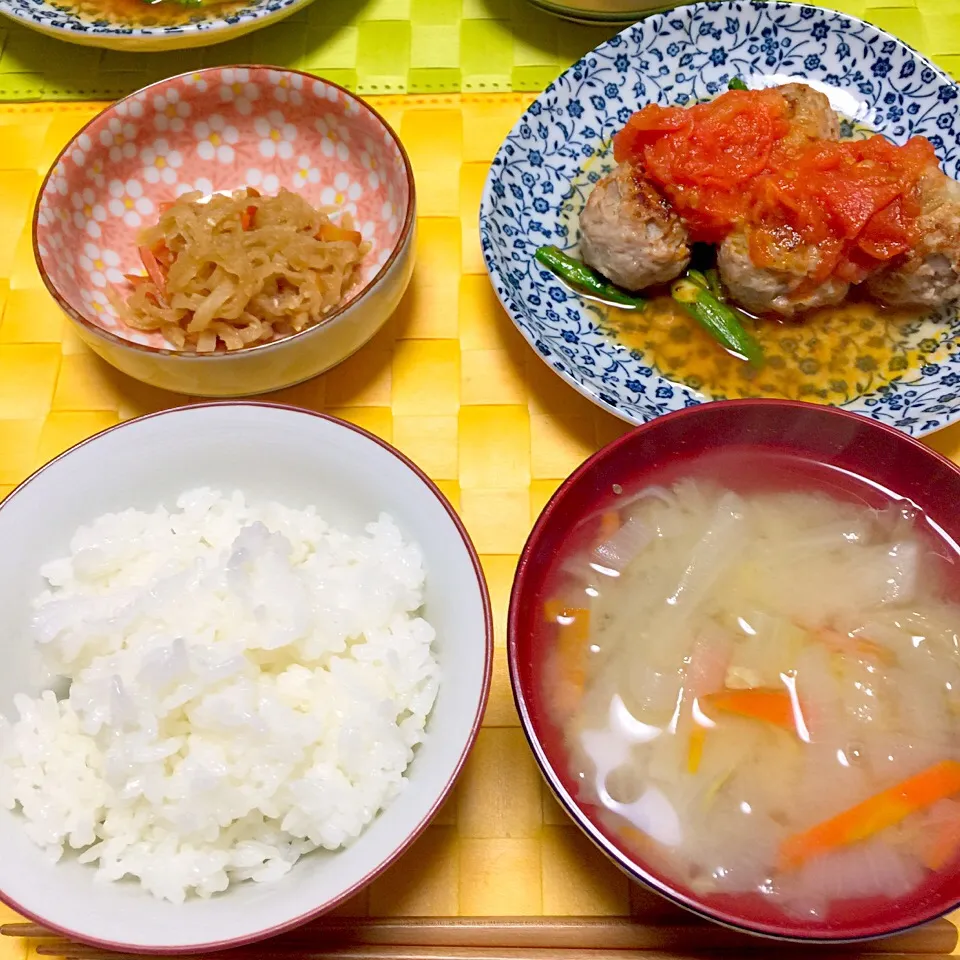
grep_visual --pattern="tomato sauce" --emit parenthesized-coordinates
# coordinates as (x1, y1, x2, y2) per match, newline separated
(613, 89, 939, 288)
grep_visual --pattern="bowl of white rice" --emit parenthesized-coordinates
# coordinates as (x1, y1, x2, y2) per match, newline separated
(0, 402, 491, 953)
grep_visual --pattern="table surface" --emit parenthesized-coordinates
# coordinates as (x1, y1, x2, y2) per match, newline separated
(1, 1, 960, 954)
(0, 0, 959, 102)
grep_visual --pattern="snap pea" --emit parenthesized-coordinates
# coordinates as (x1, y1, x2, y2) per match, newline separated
(728, 77, 749, 91)
(535, 246, 645, 309)
(672, 276, 764, 368)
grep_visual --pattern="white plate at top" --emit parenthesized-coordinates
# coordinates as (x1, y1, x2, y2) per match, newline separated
(0, 0, 314, 50)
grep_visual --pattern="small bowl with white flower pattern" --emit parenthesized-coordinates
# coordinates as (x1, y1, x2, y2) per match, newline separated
(481, 1, 960, 438)
(34, 66, 415, 398)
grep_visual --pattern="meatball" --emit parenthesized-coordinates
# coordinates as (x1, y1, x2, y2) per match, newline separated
(864, 170, 960, 309)
(778, 82, 841, 144)
(718, 230, 849, 317)
(714, 83, 845, 317)
(579, 162, 691, 292)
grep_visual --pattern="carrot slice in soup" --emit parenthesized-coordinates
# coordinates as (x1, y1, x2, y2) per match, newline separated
(544, 601, 590, 713)
(598, 511, 620, 541)
(922, 807, 960, 871)
(687, 727, 706, 774)
(781, 760, 960, 870)
(701, 689, 795, 731)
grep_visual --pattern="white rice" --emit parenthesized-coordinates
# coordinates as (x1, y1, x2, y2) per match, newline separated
(0, 488, 440, 903)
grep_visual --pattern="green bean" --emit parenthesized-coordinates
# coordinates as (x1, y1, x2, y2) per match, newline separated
(704, 268, 725, 300)
(672, 276, 764, 368)
(535, 246, 645, 309)
(728, 77, 749, 91)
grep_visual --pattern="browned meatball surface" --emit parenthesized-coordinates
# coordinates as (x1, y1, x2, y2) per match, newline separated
(578, 162, 691, 293)
(715, 83, 846, 317)
(779, 82, 841, 144)
(864, 169, 960, 310)
(717, 230, 849, 317)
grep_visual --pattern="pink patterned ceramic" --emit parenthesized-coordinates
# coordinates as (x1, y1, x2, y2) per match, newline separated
(33, 67, 416, 397)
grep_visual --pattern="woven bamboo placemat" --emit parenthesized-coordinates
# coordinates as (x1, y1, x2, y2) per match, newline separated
(0, 93, 959, 957)
(0, 0, 957, 102)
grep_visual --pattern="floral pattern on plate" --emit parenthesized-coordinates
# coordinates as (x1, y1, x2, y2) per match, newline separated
(36, 67, 410, 350)
(480, 0, 960, 436)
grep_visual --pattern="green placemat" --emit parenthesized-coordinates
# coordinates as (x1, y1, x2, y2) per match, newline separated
(0, 0, 957, 103)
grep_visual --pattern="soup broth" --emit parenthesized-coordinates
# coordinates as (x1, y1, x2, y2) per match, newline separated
(543, 455, 960, 918)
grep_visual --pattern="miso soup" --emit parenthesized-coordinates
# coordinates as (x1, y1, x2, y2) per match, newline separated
(542, 456, 960, 919)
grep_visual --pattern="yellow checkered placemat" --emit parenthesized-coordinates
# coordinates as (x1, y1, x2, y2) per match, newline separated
(1, 94, 960, 956)
(0, 0, 958, 103)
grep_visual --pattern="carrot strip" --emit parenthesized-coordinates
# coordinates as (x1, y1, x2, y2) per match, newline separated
(687, 727, 706, 774)
(138, 246, 166, 291)
(922, 812, 960, 871)
(240, 205, 256, 230)
(598, 511, 620, 541)
(544, 601, 591, 713)
(701, 689, 795, 731)
(816, 628, 897, 666)
(318, 223, 362, 245)
(781, 760, 960, 870)
(152, 241, 173, 268)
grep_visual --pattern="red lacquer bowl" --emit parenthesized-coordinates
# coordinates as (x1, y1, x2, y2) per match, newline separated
(508, 399, 960, 942)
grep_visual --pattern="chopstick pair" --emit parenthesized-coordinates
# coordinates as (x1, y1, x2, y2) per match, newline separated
(2, 916, 957, 960)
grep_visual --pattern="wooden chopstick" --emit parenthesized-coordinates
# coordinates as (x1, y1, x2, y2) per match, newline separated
(22, 948, 960, 960)
(2, 916, 956, 958)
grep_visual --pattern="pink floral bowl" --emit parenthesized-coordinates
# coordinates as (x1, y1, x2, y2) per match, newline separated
(33, 67, 415, 398)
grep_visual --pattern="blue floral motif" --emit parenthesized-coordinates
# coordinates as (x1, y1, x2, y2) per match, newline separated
(479, 0, 960, 437)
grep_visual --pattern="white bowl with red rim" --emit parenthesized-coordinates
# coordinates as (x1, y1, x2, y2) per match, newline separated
(33, 67, 415, 398)
(0, 402, 492, 952)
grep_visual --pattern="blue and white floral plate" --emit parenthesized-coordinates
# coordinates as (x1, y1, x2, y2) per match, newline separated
(480, 1, 960, 436)
(0, 0, 312, 50)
